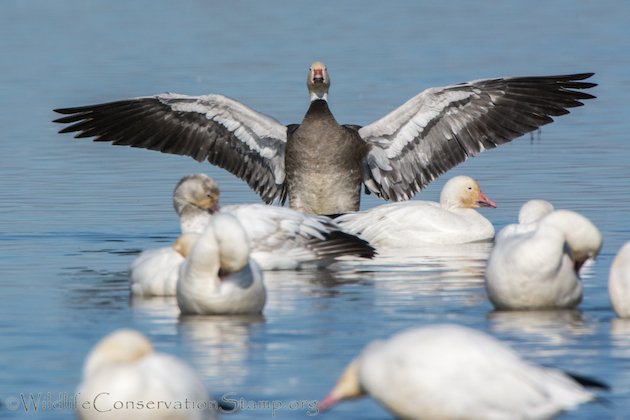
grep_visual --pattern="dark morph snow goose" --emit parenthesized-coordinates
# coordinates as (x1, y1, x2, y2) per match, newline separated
(53, 62, 596, 215)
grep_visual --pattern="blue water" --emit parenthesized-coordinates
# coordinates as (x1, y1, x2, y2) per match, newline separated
(1, 0, 630, 418)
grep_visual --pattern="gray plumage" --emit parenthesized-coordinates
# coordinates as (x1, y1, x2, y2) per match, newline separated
(54, 62, 596, 214)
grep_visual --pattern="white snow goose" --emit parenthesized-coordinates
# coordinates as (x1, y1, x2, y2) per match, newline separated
(485, 209, 603, 310)
(176, 212, 266, 316)
(174, 173, 375, 269)
(333, 175, 496, 248)
(319, 324, 605, 419)
(129, 174, 375, 297)
(76, 329, 216, 420)
(609, 241, 630, 318)
(53, 62, 596, 215)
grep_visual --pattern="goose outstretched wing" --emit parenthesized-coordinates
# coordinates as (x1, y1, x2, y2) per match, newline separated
(54, 93, 288, 203)
(359, 73, 596, 201)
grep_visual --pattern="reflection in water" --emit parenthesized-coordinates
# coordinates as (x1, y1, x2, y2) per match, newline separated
(178, 315, 264, 389)
(610, 318, 630, 359)
(335, 242, 493, 309)
(263, 269, 363, 307)
(487, 309, 595, 352)
(341, 241, 492, 276)
(130, 295, 180, 336)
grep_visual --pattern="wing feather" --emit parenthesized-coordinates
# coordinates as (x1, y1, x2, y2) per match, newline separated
(359, 73, 596, 201)
(54, 93, 288, 204)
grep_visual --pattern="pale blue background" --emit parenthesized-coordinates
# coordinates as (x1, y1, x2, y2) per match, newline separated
(1, 1, 629, 418)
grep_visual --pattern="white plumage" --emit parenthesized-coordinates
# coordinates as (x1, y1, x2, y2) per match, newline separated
(486, 209, 602, 310)
(334, 175, 496, 248)
(76, 329, 215, 420)
(176, 213, 266, 316)
(320, 324, 597, 420)
(609, 241, 630, 318)
(129, 174, 373, 297)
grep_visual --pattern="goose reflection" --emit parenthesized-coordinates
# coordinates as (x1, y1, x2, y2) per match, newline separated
(130, 295, 180, 318)
(487, 309, 595, 349)
(262, 268, 362, 307)
(610, 319, 630, 358)
(177, 315, 263, 389)
(331, 242, 493, 310)
(338, 241, 492, 276)
(345, 242, 490, 281)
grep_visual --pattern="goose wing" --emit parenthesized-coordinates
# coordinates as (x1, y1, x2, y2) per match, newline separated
(359, 73, 596, 201)
(54, 93, 288, 204)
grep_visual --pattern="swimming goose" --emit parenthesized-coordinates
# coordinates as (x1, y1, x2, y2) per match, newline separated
(76, 329, 215, 420)
(173, 173, 375, 269)
(319, 324, 601, 419)
(129, 236, 186, 296)
(485, 210, 603, 310)
(609, 241, 630, 318)
(334, 175, 496, 247)
(129, 174, 374, 296)
(53, 63, 596, 215)
(177, 213, 266, 315)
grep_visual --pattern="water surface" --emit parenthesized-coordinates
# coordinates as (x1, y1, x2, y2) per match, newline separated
(1, 0, 630, 418)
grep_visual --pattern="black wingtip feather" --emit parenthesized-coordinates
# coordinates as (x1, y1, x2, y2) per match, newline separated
(322, 230, 377, 259)
(564, 371, 610, 391)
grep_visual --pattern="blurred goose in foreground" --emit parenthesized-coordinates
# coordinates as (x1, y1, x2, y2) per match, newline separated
(485, 210, 602, 310)
(77, 329, 215, 420)
(334, 175, 496, 247)
(609, 241, 630, 318)
(129, 174, 375, 296)
(319, 324, 604, 419)
(54, 62, 596, 215)
(177, 213, 266, 315)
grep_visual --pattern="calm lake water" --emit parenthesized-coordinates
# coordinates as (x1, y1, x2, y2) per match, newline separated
(2, 0, 630, 418)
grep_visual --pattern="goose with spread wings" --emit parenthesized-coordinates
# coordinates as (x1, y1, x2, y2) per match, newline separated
(54, 62, 596, 215)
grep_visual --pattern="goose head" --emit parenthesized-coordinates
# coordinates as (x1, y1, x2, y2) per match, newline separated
(173, 174, 221, 216)
(83, 329, 153, 379)
(539, 210, 603, 272)
(307, 61, 330, 102)
(439, 176, 496, 210)
(319, 358, 365, 411)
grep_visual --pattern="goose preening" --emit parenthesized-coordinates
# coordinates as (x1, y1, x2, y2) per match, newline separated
(485, 209, 603, 310)
(333, 175, 496, 248)
(173, 173, 375, 268)
(76, 329, 216, 420)
(53, 62, 596, 215)
(129, 174, 375, 296)
(609, 241, 630, 318)
(176, 213, 266, 315)
(319, 324, 603, 419)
